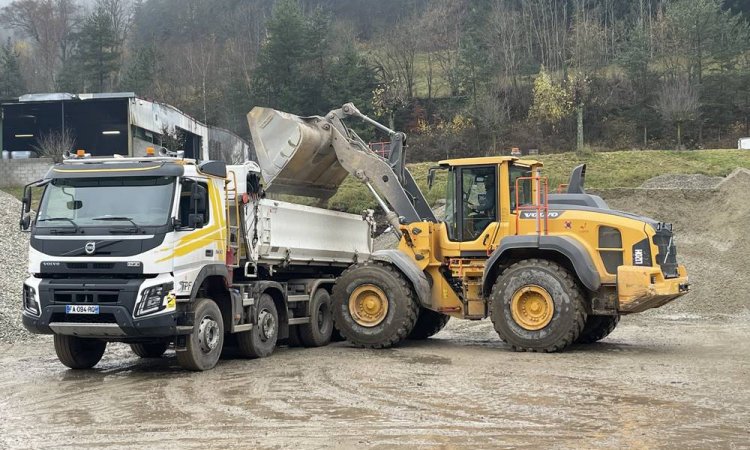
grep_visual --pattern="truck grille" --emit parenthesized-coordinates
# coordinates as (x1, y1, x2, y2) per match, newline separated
(53, 290, 120, 303)
(653, 227, 679, 279)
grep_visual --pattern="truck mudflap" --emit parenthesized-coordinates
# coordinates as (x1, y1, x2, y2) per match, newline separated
(617, 265, 689, 313)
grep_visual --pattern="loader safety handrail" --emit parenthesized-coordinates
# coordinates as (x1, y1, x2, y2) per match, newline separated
(514, 176, 549, 236)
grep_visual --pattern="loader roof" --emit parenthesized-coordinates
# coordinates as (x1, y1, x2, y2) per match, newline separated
(438, 156, 542, 167)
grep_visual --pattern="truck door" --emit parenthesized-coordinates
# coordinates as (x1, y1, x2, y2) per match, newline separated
(170, 177, 223, 296)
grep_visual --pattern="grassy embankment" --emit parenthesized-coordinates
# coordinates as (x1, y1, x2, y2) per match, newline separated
(3, 149, 749, 213)
(328, 149, 750, 213)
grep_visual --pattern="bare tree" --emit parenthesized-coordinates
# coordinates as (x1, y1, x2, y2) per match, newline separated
(372, 21, 418, 101)
(0, 0, 79, 90)
(655, 75, 700, 149)
(421, 0, 467, 97)
(32, 128, 76, 162)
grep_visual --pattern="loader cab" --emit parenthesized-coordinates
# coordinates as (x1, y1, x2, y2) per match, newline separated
(434, 157, 541, 246)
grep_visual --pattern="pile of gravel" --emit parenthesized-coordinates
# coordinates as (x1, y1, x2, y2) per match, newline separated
(0, 191, 34, 344)
(640, 173, 723, 190)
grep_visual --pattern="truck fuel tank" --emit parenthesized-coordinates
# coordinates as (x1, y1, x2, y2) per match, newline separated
(247, 107, 349, 199)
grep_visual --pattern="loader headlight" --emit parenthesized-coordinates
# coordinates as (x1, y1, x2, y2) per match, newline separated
(23, 284, 40, 317)
(135, 282, 174, 317)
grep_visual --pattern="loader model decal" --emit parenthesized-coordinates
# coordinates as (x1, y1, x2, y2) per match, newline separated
(519, 211, 562, 219)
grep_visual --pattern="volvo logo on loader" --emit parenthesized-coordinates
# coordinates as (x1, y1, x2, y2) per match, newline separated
(84, 242, 96, 255)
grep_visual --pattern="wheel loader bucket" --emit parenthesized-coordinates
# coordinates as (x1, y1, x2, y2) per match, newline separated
(247, 107, 349, 199)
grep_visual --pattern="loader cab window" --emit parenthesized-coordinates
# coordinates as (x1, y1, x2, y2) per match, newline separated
(510, 165, 533, 212)
(178, 179, 209, 228)
(446, 166, 497, 242)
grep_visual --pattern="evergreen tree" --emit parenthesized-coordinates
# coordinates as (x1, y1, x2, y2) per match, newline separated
(121, 46, 157, 95)
(77, 5, 121, 92)
(0, 40, 25, 98)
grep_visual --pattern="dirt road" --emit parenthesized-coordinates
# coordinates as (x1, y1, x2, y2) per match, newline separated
(0, 314, 747, 449)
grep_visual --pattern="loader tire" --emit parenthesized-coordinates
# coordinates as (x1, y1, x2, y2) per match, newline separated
(577, 314, 620, 344)
(299, 289, 333, 347)
(176, 298, 224, 371)
(54, 335, 106, 369)
(332, 261, 418, 349)
(490, 259, 586, 353)
(130, 342, 169, 358)
(408, 308, 450, 340)
(237, 293, 278, 358)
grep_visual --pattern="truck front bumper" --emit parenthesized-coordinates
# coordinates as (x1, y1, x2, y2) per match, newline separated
(617, 265, 689, 314)
(22, 306, 190, 339)
(22, 275, 191, 341)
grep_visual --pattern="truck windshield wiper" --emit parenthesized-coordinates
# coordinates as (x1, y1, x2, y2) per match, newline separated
(37, 217, 80, 234)
(92, 216, 142, 233)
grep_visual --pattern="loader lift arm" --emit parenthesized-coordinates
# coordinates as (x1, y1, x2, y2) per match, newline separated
(248, 103, 436, 234)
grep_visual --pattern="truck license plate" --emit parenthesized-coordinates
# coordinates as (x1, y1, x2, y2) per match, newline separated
(65, 305, 100, 314)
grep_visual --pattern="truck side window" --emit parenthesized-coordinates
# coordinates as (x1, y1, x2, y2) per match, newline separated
(179, 179, 210, 228)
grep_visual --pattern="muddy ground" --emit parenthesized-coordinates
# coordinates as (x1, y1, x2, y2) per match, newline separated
(0, 314, 748, 449)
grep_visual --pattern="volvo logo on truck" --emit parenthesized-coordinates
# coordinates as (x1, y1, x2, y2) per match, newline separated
(84, 242, 96, 255)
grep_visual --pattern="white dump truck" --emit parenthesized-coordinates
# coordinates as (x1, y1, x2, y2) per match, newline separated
(20, 149, 374, 370)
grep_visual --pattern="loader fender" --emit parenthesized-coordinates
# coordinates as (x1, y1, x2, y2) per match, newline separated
(482, 235, 601, 296)
(371, 250, 432, 308)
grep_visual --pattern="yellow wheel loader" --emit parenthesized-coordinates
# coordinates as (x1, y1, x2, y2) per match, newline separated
(248, 103, 689, 352)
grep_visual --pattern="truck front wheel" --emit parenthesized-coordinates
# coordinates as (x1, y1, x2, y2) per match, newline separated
(176, 298, 224, 371)
(490, 259, 586, 352)
(332, 261, 419, 349)
(54, 335, 107, 369)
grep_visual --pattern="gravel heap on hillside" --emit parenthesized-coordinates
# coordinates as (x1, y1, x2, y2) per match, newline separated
(640, 173, 723, 190)
(0, 191, 33, 344)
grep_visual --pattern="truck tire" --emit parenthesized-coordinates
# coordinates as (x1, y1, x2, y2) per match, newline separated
(237, 293, 278, 358)
(130, 342, 169, 358)
(577, 314, 620, 344)
(54, 335, 107, 369)
(331, 261, 419, 349)
(408, 308, 450, 340)
(299, 289, 333, 347)
(490, 259, 586, 352)
(176, 298, 224, 371)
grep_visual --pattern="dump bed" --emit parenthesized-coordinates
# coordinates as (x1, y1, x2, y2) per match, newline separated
(244, 199, 372, 267)
(227, 163, 372, 268)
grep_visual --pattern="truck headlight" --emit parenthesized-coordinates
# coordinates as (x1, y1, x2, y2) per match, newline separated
(135, 282, 174, 317)
(23, 284, 40, 317)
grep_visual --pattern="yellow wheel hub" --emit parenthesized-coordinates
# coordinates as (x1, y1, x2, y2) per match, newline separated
(349, 284, 389, 327)
(510, 285, 554, 331)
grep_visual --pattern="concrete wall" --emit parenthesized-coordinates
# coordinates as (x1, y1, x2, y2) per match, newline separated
(0, 158, 54, 187)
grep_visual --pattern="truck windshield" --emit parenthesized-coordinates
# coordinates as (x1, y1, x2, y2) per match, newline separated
(36, 176, 175, 229)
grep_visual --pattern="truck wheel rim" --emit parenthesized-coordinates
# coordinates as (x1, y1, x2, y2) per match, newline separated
(349, 284, 388, 327)
(259, 309, 276, 341)
(198, 315, 220, 353)
(510, 285, 554, 331)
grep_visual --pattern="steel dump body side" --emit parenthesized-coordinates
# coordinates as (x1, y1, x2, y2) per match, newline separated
(246, 199, 372, 266)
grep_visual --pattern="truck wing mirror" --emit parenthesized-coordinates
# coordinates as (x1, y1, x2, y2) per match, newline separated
(22, 187, 32, 214)
(188, 213, 204, 229)
(20, 215, 31, 231)
(191, 183, 207, 211)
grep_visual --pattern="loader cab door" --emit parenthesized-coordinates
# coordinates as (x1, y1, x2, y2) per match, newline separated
(445, 165, 499, 251)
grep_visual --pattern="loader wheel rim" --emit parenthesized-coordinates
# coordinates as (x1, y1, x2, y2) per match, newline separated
(349, 284, 389, 327)
(510, 285, 554, 331)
